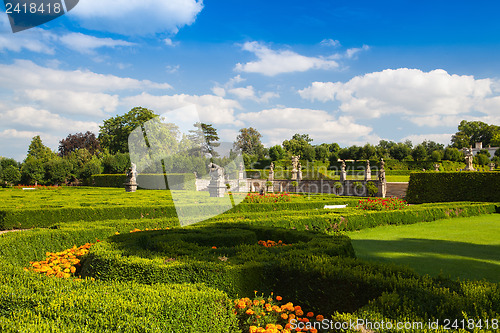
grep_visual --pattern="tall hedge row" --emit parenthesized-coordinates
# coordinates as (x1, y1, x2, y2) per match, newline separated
(91, 173, 196, 191)
(406, 172, 500, 203)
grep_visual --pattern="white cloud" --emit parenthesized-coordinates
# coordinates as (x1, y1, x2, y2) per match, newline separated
(237, 107, 373, 146)
(166, 65, 180, 73)
(0, 60, 172, 92)
(345, 45, 370, 59)
(59, 33, 135, 54)
(401, 133, 454, 146)
(0, 107, 100, 133)
(320, 39, 341, 47)
(164, 38, 179, 47)
(212, 86, 226, 97)
(227, 86, 279, 103)
(235, 42, 339, 76)
(0, 18, 57, 54)
(122, 93, 244, 126)
(71, 0, 204, 35)
(21, 89, 119, 117)
(298, 68, 497, 123)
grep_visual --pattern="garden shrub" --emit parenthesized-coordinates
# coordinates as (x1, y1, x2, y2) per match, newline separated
(406, 172, 500, 203)
(91, 173, 196, 190)
(79, 223, 356, 298)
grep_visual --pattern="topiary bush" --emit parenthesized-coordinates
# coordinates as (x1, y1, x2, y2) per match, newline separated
(406, 172, 500, 203)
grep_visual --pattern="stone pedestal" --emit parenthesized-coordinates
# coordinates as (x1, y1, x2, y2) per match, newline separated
(124, 182, 138, 192)
(291, 170, 298, 180)
(208, 180, 226, 197)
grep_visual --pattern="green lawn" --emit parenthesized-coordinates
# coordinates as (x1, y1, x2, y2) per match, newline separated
(348, 214, 500, 282)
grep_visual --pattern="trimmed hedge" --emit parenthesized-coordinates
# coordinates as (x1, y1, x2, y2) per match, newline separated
(0, 205, 179, 230)
(78, 223, 500, 330)
(91, 173, 196, 190)
(406, 172, 500, 203)
(208, 202, 497, 233)
(80, 224, 356, 298)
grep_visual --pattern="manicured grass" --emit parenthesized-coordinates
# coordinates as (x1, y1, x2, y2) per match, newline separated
(348, 214, 500, 282)
(385, 175, 410, 182)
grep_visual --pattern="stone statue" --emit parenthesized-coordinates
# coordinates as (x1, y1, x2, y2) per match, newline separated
(209, 163, 225, 181)
(434, 164, 440, 172)
(378, 159, 386, 183)
(291, 155, 300, 180)
(490, 163, 496, 171)
(268, 162, 274, 181)
(463, 146, 474, 171)
(208, 163, 226, 197)
(298, 163, 302, 180)
(124, 163, 138, 192)
(291, 156, 300, 171)
(365, 160, 371, 181)
(340, 160, 346, 182)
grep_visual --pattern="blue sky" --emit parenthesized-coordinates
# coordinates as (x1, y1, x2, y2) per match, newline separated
(1, 0, 500, 161)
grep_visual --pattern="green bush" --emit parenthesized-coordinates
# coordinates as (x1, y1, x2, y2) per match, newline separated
(406, 172, 500, 203)
(79, 224, 356, 299)
(91, 173, 196, 190)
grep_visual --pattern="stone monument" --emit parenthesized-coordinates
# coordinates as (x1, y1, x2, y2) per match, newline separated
(207, 163, 226, 197)
(378, 159, 387, 198)
(268, 162, 274, 181)
(297, 163, 303, 181)
(464, 146, 475, 171)
(490, 163, 496, 171)
(364, 160, 371, 181)
(434, 164, 440, 172)
(238, 162, 245, 180)
(340, 160, 346, 182)
(291, 155, 300, 180)
(124, 163, 138, 192)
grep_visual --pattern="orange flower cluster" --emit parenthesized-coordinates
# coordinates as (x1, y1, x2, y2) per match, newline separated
(233, 294, 325, 333)
(258, 240, 289, 248)
(26, 243, 93, 278)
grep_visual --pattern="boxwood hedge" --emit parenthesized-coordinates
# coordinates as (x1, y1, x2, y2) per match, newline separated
(406, 172, 500, 203)
(91, 173, 196, 190)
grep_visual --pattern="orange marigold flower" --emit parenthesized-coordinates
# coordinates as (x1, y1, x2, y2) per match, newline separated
(281, 313, 288, 320)
(316, 315, 324, 321)
(276, 296, 282, 301)
(306, 312, 314, 318)
(295, 310, 304, 316)
(245, 309, 255, 315)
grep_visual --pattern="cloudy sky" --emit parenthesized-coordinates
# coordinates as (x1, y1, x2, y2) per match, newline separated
(1, 0, 500, 161)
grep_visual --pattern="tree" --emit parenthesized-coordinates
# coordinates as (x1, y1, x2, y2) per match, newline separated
(21, 158, 45, 185)
(269, 145, 286, 161)
(1, 165, 21, 185)
(443, 147, 463, 161)
(188, 123, 220, 157)
(359, 143, 377, 160)
(412, 144, 428, 161)
(234, 128, 265, 158)
(283, 134, 316, 161)
(102, 153, 131, 174)
(99, 107, 157, 154)
(59, 131, 101, 157)
(430, 150, 443, 162)
(27, 136, 57, 163)
(314, 144, 329, 162)
(45, 158, 73, 185)
(451, 120, 500, 148)
(80, 156, 102, 180)
(389, 142, 412, 161)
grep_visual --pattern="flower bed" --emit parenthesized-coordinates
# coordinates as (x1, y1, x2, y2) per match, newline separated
(356, 197, 407, 211)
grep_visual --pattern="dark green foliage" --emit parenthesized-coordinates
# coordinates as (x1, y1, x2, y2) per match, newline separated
(79, 224, 355, 299)
(1, 165, 21, 185)
(44, 158, 73, 184)
(21, 158, 45, 185)
(406, 172, 500, 203)
(91, 173, 196, 190)
(58, 131, 101, 157)
(101, 152, 131, 174)
(99, 107, 157, 154)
